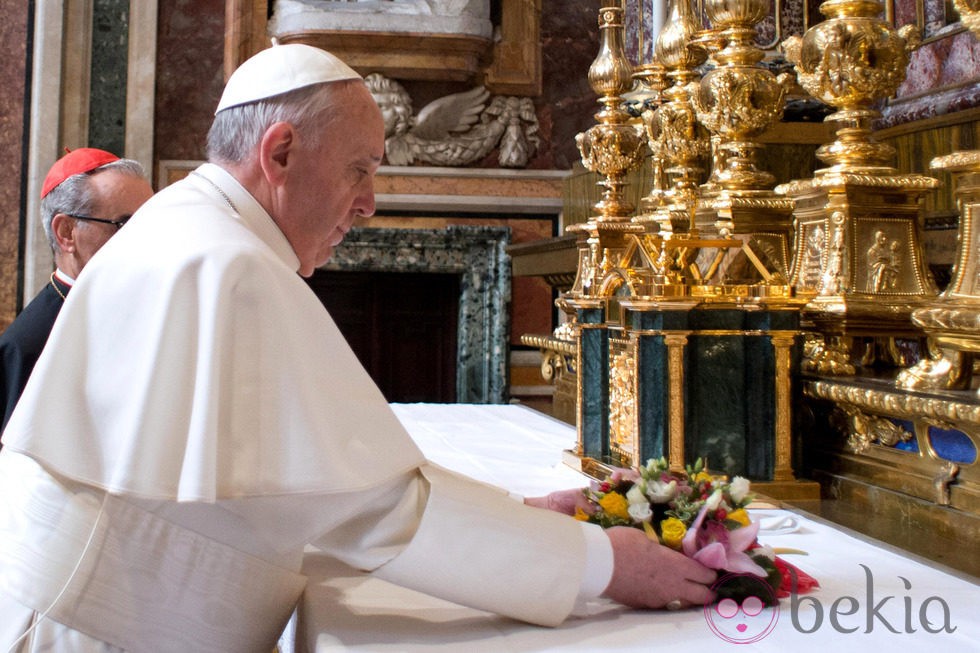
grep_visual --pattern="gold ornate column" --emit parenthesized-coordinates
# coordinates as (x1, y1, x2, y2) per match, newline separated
(771, 332, 797, 482)
(779, 0, 939, 375)
(665, 332, 689, 473)
(562, 5, 647, 474)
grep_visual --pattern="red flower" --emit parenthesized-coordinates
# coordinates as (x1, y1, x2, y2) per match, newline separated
(774, 556, 820, 598)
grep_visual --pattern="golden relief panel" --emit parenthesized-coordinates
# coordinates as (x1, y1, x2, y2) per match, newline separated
(851, 219, 929, 295)
(608, 337, 638, 467)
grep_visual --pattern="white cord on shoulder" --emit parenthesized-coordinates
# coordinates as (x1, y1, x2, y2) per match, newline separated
(5, 493, 108, 653)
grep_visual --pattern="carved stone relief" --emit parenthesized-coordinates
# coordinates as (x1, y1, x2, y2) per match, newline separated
(365, 73, 540, 167)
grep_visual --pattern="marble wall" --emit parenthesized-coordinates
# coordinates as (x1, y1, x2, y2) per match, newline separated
(153, 0, 226, 169)
(0, 2, 30, 329)
(887, 28, 980, 126)
(539, 0, 604, 170)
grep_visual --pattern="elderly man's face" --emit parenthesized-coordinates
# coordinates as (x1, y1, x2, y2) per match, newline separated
(279, 83, 385, 277)
(70, 170, 154, 271)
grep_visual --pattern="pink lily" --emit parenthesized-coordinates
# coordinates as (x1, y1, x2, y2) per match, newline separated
(681, 502, 767, 577)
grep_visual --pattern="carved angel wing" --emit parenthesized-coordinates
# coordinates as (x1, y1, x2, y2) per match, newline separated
(410, 86, 490, 141)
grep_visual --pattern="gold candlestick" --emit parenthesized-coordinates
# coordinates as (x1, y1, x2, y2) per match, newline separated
(567, 6, 648, 299)
(689, 0, 797, 289)
(648, 0, 710, 235)
(575, 5, 649, 223)
(630, 62, 672, 214)
(695, 0, 791, 192)
(782, 0, 920, 177)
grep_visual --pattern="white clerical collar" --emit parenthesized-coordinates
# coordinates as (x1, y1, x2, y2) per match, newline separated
(53, 269, 76, 286)
(190, 163, 302, 273)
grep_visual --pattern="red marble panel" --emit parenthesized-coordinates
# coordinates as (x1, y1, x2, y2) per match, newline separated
(886, 31, 980, 126)
(153, 0, 226, 173)
(0, 3, 29, 328)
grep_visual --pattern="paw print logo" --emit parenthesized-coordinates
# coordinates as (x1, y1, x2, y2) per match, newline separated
(703, 573, 779, 644)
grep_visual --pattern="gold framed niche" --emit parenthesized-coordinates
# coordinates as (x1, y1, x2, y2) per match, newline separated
(224, 0, 542, 95)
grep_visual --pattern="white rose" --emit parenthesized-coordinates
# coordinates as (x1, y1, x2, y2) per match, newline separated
(705, 488, 724, 511)
(628, 500, 653, 523)
(625, 484, 653, 522)
(645, 479, 678, 503)
(730, 476, 751, 503)
(626, 482, 647, 505)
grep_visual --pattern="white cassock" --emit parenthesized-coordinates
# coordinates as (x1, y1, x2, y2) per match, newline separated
(0, 164, 610, 652)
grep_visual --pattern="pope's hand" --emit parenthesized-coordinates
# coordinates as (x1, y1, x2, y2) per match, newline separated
(602, 526, 716, 610)
(523, 488, 593, 516)
(523, 466, 636, 516)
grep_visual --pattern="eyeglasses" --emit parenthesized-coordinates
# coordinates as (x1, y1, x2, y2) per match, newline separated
(67, 214, 131, 230)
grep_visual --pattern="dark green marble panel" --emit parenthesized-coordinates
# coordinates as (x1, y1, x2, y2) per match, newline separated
(685, 332, 748, 476)
(625, 308, 690, 331)
(578, 307, 608, 460)
(689, 307, 746, 330)
(637, 334, 669, 463)
(595, 304, 799, 479)
(744, 333, 775, 479)
(744, 309, 800, 331)
(89, 0, 129, 153)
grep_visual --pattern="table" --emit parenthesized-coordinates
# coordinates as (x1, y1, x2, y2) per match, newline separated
(294, 404, 979, 652)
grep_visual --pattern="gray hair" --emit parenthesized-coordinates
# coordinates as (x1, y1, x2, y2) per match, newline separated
(206, 80, 362, 164)
(40, 157, 147, 253)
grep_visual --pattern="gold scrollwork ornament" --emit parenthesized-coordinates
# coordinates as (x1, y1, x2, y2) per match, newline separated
(843, 406, 914, 454)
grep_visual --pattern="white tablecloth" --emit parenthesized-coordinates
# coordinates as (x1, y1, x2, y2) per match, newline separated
(295, 404, 979, 652)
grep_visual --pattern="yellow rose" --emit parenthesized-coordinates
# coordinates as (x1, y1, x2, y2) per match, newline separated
(660, 517, 687, 549)
(727, 508, 751, 527)
(598, 491, 630, 521)
(693, 471, 713, 484)
(574, 507, 590, 522)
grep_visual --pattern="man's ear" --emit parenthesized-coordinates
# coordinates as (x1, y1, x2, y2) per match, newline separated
(50, 213, 76, 254)
(259, 122, 296, 187)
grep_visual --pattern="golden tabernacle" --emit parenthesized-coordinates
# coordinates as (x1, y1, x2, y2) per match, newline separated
(522, 0, 979, 561)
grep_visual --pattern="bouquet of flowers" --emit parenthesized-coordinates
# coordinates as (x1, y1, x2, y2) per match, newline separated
(575, 457, 818, 605)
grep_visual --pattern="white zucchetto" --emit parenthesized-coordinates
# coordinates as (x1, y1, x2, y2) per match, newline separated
(215, 43, 362, 114)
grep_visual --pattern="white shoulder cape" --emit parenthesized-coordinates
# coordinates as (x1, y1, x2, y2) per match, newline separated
(2, 164, 425, 501)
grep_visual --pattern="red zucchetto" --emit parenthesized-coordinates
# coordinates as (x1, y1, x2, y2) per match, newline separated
(41, 147, 120, 198)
